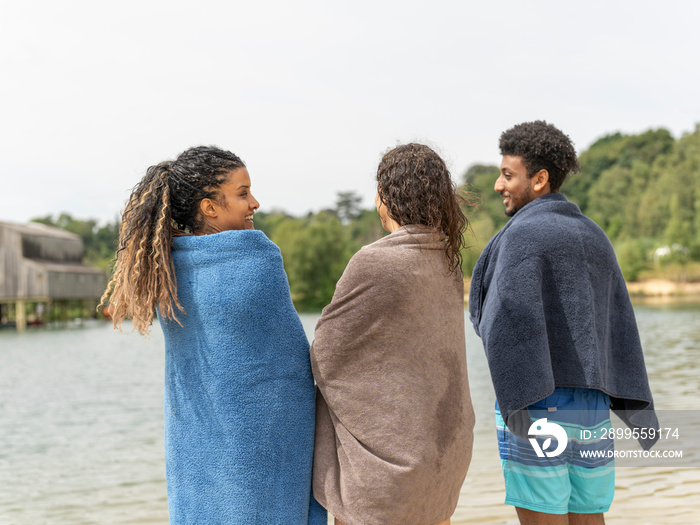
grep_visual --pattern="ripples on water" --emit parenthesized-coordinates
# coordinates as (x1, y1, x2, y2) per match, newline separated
(455, 303, 700, 525)
(0, 305, 698, 524)
(0, 323, 168, 524)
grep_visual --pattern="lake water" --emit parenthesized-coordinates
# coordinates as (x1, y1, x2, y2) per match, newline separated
(0, 304, 698, 524)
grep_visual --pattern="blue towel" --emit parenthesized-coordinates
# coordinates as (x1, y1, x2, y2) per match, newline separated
(469, 193, 658, 450)
(159, 230, 326, 524)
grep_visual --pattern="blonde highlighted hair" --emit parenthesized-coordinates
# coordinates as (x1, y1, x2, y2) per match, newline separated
(100, 146, 245, 334)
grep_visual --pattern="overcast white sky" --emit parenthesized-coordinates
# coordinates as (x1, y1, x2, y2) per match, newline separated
(1, 0, 699, 224)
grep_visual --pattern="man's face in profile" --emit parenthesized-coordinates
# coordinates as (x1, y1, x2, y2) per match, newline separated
(495, 155, 538, 217)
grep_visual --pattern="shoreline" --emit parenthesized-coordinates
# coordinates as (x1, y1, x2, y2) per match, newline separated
(625, 278, 700, 297)
(464, 278, 700, 304)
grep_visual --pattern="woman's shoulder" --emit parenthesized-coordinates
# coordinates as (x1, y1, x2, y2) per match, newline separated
(171, 230, 283, 274)
(344, 230, 418, 278)
(173, 229, 278, 253)
(350, 234, 395, 265)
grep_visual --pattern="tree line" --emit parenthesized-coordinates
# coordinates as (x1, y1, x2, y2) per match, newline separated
(34, 124, 700, 311)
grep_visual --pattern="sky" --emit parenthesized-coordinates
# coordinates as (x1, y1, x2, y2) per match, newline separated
(1, 0, 699, 225)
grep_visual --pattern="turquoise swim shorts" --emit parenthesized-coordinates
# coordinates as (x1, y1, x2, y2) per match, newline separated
(495, 387, 615, 515)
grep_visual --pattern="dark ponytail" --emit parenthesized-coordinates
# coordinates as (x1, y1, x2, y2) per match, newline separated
(100, 146, 245, 334)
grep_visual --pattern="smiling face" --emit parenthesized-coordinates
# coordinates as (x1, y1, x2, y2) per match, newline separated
(200, 167, 259, 232)
(495, 155, 549, 217)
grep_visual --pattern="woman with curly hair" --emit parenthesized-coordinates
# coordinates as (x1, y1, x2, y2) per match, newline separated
(310, 143, 475, 525)
(101, 146, 325, 524)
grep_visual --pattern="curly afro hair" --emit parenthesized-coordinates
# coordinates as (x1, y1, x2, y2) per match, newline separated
(499, 121, 580, 192)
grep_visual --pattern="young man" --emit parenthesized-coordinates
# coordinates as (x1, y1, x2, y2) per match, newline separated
(469, 121, 658, 525)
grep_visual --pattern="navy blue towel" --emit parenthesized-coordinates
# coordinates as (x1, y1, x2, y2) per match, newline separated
(469, 193, 658, 450)
(159, 230, 326, 524)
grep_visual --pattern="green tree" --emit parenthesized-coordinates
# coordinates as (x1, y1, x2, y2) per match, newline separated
(461, 215, 497, 276)
(664, 193, 694, 248)
(347, 208, 385, 252)
(253, 210, 296, 241)
(566, 128, 673, 212)
(639, 126, 700, 242)
(615, 239, 653, 282)
(461, 164, 508, 233)
(335, 191, 363, 224)
(463, 164, 498, 185)
(273, 212, 352, 311)
(694, 188, 700, 258)
(31, 213, 119, 269)
(586, 161, 651, 240)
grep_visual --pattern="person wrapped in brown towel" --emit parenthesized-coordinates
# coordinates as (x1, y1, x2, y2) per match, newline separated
(310, 143, 475, 525)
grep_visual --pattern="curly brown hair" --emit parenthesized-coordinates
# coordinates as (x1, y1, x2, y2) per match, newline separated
(100, 146, 245, 334)
(376, 143, 468, 271)
(499, 120, 580, 191)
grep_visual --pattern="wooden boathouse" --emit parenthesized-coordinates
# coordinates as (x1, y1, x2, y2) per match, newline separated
(0, 221, 106, 331)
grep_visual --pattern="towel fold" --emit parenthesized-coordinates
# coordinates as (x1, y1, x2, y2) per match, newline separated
(160, 229, 326, 524)
(469, 193, 658, 449)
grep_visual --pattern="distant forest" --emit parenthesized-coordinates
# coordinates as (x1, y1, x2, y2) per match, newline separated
(34, 124, 700, 311)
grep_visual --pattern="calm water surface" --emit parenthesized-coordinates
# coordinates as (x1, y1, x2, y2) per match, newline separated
(0, 304, 698, 524)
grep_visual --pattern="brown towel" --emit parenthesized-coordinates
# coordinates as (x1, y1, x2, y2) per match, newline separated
(311, 224, 475, 525)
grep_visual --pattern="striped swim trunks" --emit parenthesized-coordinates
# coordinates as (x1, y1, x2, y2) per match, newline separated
(495, 387, 615, 515)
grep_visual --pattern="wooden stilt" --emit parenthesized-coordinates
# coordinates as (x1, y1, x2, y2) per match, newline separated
(16, 300, 26, 332)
